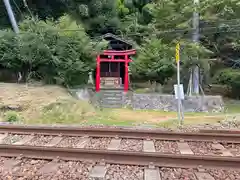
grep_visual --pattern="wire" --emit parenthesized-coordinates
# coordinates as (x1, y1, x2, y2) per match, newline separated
(13, 23, 240, 35)
(12, 0, 23, 17)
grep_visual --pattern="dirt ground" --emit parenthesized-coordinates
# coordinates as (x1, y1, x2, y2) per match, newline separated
(0, 83, 72, 121)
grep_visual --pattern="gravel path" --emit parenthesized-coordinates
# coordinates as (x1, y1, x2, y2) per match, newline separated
(155, 141, 180, 154)
(160, 168, 197, 180)
(105, 165, 144, 180)
(25, 135, 54, 146)
(119, 139, 143, 151)
(56, 137, 81, 148)
(85, 137, 111, 149)
(2, 134, 25, 144)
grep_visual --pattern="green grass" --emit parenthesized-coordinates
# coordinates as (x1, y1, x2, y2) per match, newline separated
(225, 102, 240, 113)
(12, 97, 240, 128)
(84, 118, 136, 126)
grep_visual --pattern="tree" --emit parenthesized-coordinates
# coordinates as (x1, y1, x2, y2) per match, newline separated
(131, 38, 175, 85)
(0, 15, 95, 86)
(214, 68, 240, 98)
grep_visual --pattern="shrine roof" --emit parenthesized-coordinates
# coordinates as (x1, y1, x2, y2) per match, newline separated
(102, 33, 134, 50)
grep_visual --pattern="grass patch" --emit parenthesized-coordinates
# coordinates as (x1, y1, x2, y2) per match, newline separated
(19, 98, 230, 127)
(4, 111, 22, 123)
(134, 88, 152, 94)
(24, 99, 225, 127)
(21, 99, 178, 126)
(155, 115, 224, 128)
(23, 99, 96, 125)
(224, 102, 240, 113)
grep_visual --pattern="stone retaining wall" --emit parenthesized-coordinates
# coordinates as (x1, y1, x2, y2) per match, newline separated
(132, 93, 224, 112)
(71, 88, 224, 112)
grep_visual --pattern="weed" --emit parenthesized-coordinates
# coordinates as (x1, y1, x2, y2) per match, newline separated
(4, 111, 21, 123)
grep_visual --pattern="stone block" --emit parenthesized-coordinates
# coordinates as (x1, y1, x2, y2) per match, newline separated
(177, 142, 194, 155)
(143, 140, 156, 152)
(108, 139, 121, 150)
(90, 165, 107, 180)
(144, 168, 161, 180)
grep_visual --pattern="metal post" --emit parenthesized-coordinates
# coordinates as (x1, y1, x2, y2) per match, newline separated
(176, 43, 183, 125)
(177, 56, 182, 125)
(192, 0, 200, 94)
(3, 0, 19, 33)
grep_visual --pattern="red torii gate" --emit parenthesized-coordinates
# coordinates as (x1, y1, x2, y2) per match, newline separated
(96, 49, 136, 92)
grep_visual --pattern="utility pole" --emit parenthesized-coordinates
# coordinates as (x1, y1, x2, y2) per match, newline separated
(192, 0, 200, 94)
(3, 0, 19, 33)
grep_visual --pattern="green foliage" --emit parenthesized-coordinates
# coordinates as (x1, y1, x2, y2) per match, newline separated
(0, 15, 95, 86)
(152, 0, 193, 30)
(0, 0, 240, 98)
(214, 68, 240, 98)
(132, 38, 175, 85)
(180, 41, 213, 71)
(4, 111, 21, 122)
(117, 0, 130, 17)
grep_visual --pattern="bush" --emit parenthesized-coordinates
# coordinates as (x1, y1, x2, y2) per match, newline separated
(4, 111, 21, 123)
(214, 68, 240, 98)
(0, 15, 95, 87)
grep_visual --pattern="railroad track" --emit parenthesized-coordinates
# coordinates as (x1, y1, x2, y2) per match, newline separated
(200, 129, 240, 134)
(0, 125, 240, 179)
(0, 124, 240, 142)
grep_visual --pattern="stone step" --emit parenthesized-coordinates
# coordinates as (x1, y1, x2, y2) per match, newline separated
(99, 90, 124, 108)
(101, 90, 123, 94)
(101, 101, 123, 106)
(101, 104, 122, 108)
(101, 98, 123, 102)
(101, 96, 122, 100)
(100, 89, 124, 92)
(101, 93, 122, 97)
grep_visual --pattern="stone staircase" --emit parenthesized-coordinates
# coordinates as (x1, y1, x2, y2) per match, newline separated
(99, 89, 124, 108)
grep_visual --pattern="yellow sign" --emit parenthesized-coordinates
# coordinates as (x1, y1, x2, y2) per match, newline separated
(176, 43, 180, 63)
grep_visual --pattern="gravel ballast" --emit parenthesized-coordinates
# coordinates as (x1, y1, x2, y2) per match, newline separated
(105, 164, 144, 180)
(155, 140, 180, 154)
(85, 137, 112, 149)
(56, 137, 81, 148)
(119, 139, 143, 151)
(25, 135, 54, 146)
(160, 168, 197, 180)
(2, 134, 25, 144)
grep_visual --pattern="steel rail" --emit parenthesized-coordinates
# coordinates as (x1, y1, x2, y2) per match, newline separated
(1, 125, 240, 143)
(200, 129, 240, 134)
(0, 144, 239, 169)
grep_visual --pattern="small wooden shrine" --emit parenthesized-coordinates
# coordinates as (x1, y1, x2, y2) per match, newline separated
(95, 33, 136, 92)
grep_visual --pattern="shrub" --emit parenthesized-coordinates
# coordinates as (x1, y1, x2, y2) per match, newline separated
(214, 68, 240, 98)
(4, 111, 21, 123)
(0, 15, 95, 87)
